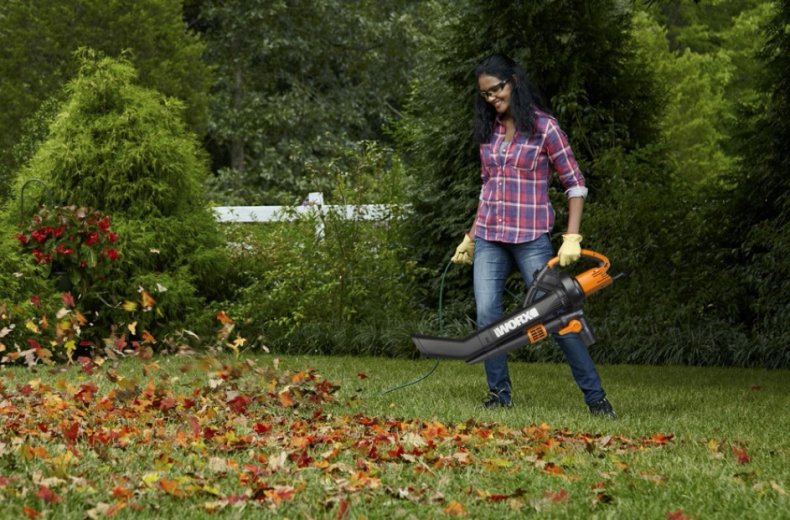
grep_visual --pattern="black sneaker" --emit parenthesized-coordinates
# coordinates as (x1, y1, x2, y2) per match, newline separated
(588, 397, 617, 418)
(482, 392, 513, 409)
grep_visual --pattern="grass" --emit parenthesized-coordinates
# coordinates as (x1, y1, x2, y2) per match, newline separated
(0, 352, 787, 519)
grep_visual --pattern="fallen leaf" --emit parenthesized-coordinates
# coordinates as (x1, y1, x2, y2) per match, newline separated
(732, 446, 750, 464)
(443, 500, 467, 516)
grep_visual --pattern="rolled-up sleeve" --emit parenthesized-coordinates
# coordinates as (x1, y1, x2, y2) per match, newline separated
(545, 119, 588, 199)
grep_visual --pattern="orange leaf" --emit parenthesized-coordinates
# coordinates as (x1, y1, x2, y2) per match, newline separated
(23, 506, 41, 519)
(140, 289, 156, 309)
(650, 433, 674, 445)
(159, 478, 182, 496)
(111, 486, 134, 499)
(278, 390, 295, 407)
(216, 310, 235, 325)
(443, 500, 467, 516)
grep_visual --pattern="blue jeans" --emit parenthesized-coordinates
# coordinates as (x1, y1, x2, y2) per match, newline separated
(473, 234, 606, 405)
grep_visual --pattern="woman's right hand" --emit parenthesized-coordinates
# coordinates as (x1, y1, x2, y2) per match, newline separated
(451, 234, 475, 265)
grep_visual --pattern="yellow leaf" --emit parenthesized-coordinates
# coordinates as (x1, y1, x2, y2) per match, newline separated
(142, 472, 161, 486)
(25, 320, 40, 333)
(127, 321, 137, 335)
(122, 300, 138, 312)
(65, 340, 76, 361)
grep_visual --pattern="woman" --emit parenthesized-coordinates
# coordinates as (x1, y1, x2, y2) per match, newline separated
(451, 54, 615, 416)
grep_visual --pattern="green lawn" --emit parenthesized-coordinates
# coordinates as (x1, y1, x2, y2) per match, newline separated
(0, 353, 787, 519)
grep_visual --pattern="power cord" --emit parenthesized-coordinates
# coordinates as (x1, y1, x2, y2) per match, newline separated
(380, 260, 454, 395)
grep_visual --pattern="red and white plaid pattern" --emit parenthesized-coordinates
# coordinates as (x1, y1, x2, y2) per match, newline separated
(475, 110, 586, 244)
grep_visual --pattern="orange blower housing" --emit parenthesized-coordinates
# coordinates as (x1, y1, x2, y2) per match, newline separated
(412, 250, 621, 364)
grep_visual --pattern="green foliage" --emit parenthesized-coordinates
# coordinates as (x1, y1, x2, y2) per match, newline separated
(221, 143, 424, 356)
(194, 0, 430, 204)
(1, 52, 229, 345)
(0, 0, 210, 197)
(720, 0, 790, 364)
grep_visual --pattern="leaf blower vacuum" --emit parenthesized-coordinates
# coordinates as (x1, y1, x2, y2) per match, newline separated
(411, 250, 622, 364)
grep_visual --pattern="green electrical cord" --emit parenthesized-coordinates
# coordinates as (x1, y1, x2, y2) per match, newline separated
(380, 260, 454, 395)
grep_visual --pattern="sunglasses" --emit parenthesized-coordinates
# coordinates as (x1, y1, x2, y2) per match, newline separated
(479, 78, 510, 99)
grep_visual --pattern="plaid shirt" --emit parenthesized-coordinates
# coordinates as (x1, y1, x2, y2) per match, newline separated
(474, 110, 587, 244)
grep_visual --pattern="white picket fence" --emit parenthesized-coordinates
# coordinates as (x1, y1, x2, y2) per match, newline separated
(213, 192, 405, 238)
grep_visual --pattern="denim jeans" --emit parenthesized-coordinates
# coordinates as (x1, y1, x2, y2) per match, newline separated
(473, 234, 606, 405)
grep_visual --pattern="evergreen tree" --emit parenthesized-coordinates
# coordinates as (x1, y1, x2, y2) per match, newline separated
(0, 0, 210, 198)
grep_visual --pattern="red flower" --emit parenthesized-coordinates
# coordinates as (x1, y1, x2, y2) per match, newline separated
(107, 231, 119, 243)
(103, 249, 119, 261)
(16, 233, 29, 244)
(85, 232, 100, 246)
(32, 249, 52, 264)
(98, 216, 111, 231)
(31, 228, 49, 243)
(56, 244, 74, 255)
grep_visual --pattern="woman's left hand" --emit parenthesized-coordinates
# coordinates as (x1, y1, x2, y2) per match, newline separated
(558, 234, 583, 266)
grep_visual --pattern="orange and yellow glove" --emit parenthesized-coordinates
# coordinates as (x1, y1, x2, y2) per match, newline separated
(558, 234, 582, 266)
(451, 234, 475, 265)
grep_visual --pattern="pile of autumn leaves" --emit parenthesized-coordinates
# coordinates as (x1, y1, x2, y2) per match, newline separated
(0, 354, 679, 518)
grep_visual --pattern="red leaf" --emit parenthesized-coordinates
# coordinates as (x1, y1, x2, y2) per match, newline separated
(666, 509, 691, 520)
(357, 373, 369, 379)
(732, 446, 751, 464)
(62, 292, 75, 308)
(78, 356, 95, 374)
(336, 498, 350, 519)
(36, 484, 62, 503)
(158, 397, 177, 411)
(253, 422, 272, 434)
(62, 421, 80, 444)
(545, 488, 569, 503)
(296, 449, 313, 468)
(227, 394, 252, 414)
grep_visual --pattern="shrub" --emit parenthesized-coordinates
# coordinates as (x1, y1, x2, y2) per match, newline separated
(221, 143, 425, 356)
(2, 51, 230, 346)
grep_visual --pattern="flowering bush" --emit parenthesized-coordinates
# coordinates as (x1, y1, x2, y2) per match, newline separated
(16, 205, 120, 294)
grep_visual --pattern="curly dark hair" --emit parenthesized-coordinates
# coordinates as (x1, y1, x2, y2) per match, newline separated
(473, 54, 546, 144)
